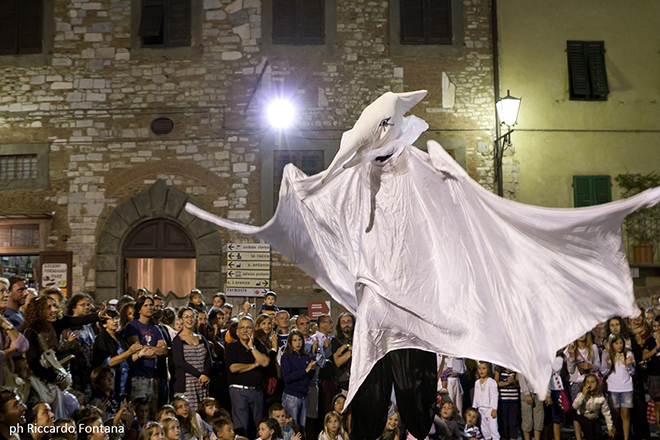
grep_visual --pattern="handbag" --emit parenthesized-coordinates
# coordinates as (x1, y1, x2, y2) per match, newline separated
(552, 370, 572, 413)
(30, 334, 73, 419)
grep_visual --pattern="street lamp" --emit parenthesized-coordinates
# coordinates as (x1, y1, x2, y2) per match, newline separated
(494, 90, 522, 197)
(266, 99, 296, 129)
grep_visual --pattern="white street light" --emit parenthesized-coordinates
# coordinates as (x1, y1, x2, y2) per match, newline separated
(267, 99, 295, 129)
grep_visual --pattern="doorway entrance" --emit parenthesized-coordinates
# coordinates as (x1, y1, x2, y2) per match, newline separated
(123, 218, 196, 304)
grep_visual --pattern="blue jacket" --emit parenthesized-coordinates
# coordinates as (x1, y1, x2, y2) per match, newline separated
(281, 351, 315, 398)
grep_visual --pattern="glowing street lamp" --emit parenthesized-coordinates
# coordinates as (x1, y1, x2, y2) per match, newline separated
(494, 90, 522, 197)
(267, 99, 295, 129)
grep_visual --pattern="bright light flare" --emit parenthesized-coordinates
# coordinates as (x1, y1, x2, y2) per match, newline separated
(267, 99, 295, 129)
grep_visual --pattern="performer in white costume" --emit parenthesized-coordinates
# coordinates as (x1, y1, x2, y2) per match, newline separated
(187, 90, 660, 438)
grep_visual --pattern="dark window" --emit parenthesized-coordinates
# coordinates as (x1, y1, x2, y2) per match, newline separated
(272, 0, 325, 45)
(0, 0, 43, 55)
(273, 150, 324, 205)
(138, 0, 191, 47)
(400, 0, 452, 45)
(0, 155, 38, 181)
(573, 175, 611, 207)
(567, 41, 609, 101)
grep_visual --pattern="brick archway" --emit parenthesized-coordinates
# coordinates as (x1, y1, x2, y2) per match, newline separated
(94, 179, 222, 302)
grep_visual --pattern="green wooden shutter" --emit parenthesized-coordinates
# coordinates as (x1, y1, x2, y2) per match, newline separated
(17, 0, 42, 54)
(573, 175, 611, 207)
(426, 0, 452, 44)
(573, 176, 593, 207)
(401, 0, 425, 44)
(166, 0, 191, 47)
(567, 41, 590, 99)
(586, 42, 609, 99)
(273, 0, 297, 44)
(298, 0, 324, 44)
(593, 175, 612, 205)
(0, 0, 18, 55)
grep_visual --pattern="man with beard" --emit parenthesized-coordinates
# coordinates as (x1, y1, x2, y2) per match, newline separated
(331, 312, 355, 396)
(3, 276, 27, 329)
(124, 295, 167, 411)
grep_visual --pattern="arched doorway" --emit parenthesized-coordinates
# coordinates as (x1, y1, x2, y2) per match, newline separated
(123, 219, 196, 300)
(94, 179, 223, 303)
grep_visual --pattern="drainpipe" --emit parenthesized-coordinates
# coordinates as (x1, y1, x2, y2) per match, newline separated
(491, 0, 503, 196)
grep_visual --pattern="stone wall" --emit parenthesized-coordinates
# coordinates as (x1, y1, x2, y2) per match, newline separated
(0, 0, 500, 300)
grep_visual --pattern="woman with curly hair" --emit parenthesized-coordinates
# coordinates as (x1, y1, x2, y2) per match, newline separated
(23, 295, 108, 411)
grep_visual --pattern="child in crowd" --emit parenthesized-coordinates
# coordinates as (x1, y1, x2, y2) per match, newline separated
(188, 289, 207, 313)
(258, 418, 283, 440)
(601, 333, 635, 440)
(89, 367, 122, 423)
(213, 418, 236, 440)
(494, 366, 519, 440)
(472, 362, 498, 440)
(139, 422, 164, 440)
(211, 293, 226, 311)
(269, 404, 301, 440)
(260, 292, 280, 318)
(172, 396, 205, 440)
(332, 394, 351, 435)
(435, 401, 462, 440)
(518, 375, 544, 440)
(572, 374, 615, 440)
(378, 411, 399, 440)
(126, 398, 151, 439)
(162, 417, 181, 440)
(320, 411, 349, 440)
(156, 405, 177, 424)
(464, 408, 484, 440)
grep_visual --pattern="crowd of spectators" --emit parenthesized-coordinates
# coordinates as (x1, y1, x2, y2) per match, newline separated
(0, 274, 658, 440)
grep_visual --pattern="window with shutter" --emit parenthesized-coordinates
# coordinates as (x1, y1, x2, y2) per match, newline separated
(140, 0, 190, 47)
(567, 41, 609, 101)
(0, 0, 43, 56)
(272, 0, 324, 45)
(400, 0, 452, 45)
(573, 175, 611, 207)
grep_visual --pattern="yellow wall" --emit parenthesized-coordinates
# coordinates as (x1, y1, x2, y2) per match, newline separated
(498, 0, 660, 207)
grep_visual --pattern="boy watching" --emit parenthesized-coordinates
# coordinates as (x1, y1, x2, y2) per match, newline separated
(213, 417, 249, 440)
(260, 291, 280, 318)
(269, 403, 301, 440)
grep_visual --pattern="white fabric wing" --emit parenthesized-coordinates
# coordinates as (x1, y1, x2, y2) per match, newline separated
(187, 138, 660, 405)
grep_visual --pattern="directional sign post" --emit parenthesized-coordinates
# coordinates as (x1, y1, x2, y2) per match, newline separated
(226, 243, 271, 296)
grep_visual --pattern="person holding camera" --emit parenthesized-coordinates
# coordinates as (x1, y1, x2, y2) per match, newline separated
(331, 313, 355, 396)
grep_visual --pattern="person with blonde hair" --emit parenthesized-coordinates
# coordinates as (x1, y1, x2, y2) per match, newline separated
(319, 411, 348, 440)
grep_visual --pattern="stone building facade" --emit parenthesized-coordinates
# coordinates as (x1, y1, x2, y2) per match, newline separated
(0, 0, 499, 306)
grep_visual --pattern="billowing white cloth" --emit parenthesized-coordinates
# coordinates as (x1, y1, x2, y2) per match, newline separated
(186, 119, 660, 404)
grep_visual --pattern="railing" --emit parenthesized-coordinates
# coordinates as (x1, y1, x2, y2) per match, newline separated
(622, 216, 660, 265)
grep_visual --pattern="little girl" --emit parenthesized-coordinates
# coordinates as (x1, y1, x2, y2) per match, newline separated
(319, 411, 349, 440)
(601, 333, 635, 440)
(139, 422, 165, 440)
(464, 407, 484, 440)
(572, 374, 614, 440)
(162, 417, 182, 440)
(472, 361, 499, 440)
(436, 401, 462, 440)
(258, 418, 283, 440)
